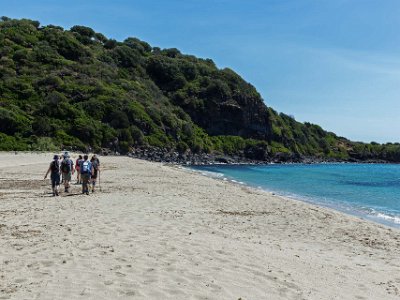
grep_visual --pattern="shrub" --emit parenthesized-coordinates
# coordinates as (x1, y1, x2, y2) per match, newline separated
(0, 107, 31, 135)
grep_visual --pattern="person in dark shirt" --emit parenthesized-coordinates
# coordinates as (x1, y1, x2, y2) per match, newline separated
(61, 152, 74, 193)
(90, 154, 100, 193)
(44, 155, 61, 196)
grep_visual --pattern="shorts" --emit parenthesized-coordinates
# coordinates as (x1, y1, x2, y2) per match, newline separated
(81, 174, 91, 192)
(62, 172, 72, 182)
(51, 173, 60, 188)
(92, 170, 98, 180)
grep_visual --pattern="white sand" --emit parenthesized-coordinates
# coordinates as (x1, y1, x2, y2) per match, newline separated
(0, 152, 399, 300)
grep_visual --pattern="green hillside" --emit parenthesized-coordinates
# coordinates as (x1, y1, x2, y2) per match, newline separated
(1, 17, 400, 162)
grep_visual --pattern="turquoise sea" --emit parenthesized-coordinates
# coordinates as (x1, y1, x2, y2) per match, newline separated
(191, 164, 400, 228)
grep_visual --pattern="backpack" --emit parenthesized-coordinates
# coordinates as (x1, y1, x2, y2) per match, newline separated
(81, 160, 91, 174)
(51, 161, 60, 174)
(61, 159, 71, 173)
(92, 159, 99, 171)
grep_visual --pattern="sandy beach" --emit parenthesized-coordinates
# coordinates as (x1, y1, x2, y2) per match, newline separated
(0, 152, 399, 300)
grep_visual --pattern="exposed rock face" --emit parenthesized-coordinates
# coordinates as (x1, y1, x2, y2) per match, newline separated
(127, 147, 346, 165)
(182, 94, 271, 141)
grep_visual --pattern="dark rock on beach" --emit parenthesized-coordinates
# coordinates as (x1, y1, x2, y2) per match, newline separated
(126, 146, 392, 166)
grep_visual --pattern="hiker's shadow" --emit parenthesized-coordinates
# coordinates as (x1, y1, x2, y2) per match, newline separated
(43, 192, 82, 197)
(64, 193, 84, 197)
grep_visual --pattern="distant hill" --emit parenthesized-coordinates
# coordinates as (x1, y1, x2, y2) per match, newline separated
(1, 17, 400, 162)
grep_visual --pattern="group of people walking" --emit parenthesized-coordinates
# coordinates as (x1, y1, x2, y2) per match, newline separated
(44, 151, 101, 196)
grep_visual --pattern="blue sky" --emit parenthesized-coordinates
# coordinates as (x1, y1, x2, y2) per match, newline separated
(3, 0, 400, 143)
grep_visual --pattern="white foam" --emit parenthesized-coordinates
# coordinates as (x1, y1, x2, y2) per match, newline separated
(376, 213, 400, 224)
(201, 171, 224, 178)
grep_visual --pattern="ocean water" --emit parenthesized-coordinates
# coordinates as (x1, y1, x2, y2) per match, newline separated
(190, 164, 400, 228)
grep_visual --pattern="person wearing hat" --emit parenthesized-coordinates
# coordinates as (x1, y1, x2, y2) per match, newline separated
(61, 152, 74, 193)
(44, 154, 61, 196)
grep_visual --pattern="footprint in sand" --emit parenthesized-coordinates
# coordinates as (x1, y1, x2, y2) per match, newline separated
(115, 271, 126, 277)
(40, 260, 54, 267)
(123, 291, 136, 296)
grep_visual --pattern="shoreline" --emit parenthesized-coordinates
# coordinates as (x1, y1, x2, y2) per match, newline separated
(185, 164, 400, 230)
(1, 152, 400, 299)
(188, 163, 400, 230)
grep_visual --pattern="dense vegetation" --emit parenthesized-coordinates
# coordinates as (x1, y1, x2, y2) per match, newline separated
(1, 17, 400, 162)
